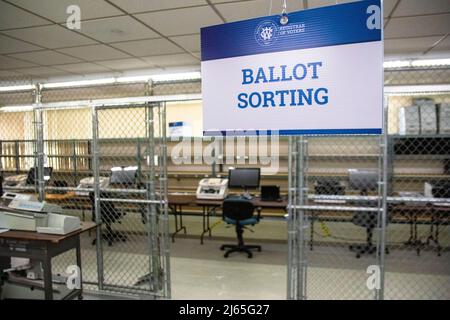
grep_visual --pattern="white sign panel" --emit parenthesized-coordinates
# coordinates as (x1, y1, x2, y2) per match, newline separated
(201, 0, 383, 136)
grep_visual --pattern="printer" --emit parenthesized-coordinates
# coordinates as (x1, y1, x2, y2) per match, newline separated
(2, 174, 28, 188)
(196, 178, 229, 200)
(424, 182, 450, 198)
(0, 193, 80, 235)
(76, 176, 110, 196)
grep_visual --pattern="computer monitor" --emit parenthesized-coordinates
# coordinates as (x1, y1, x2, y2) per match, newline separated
(348, 169, 379, 194)
(228, 168, 260, 190)
(314, 178, 345, 195)
(110, 166, 137, 185)
(261, 185, 280, 201)
(26, 167, 53, 185)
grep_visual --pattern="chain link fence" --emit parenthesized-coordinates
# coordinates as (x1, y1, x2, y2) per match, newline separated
(1, 70, 448, 299)
(288, 66, 450, 300)
(0, 80, 173, 299)
(383, 87, 450, 299)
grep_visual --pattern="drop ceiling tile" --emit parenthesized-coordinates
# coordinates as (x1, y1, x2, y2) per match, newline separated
(0, 70, 23, 79)
(209, 0, 247, 3)
(0, 34, 43, 54)
(7, 50, 82, 66)
(54, 62, 112, 73)
(13, 66, 68, 76)
(109, 0, 207, 13)
(430, 35, 450, 52)
(306, 0, 358, 9)
(9, 0, 124, 23)
(392, 0, 450, 17)
(0, 1, 49, 30)
(135, 6, 223, 36)
(96, 58, 152, 70)
(215, 0, 279, 22)
(77, 16, 159, 43)
(169, 34, 200, 52)
(385, 13, 450, 38)
(0, 55, 37, 70)
(111, 38, 184, 57)
(57, 44, 131, 61)
(142, 53, 200, 67)
(384, 36, 443, 54)
(3, 25, 96, 49)
(305, 0, 395, 17)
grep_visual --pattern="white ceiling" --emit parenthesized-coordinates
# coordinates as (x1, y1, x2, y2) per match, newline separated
(0, 0, 449, 82)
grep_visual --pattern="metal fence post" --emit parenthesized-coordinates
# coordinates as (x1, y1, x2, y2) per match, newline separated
(91, 104, 104, 290)
(287, 136, 295, 299)
(296, 136, 308, 300)
(33, 83, 45, 201)
(160, 102, 171, 298)
(377, 96, 389, 300)
(145, 81, 160, 293)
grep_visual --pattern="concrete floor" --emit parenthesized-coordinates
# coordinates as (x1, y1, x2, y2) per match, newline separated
(48, 213, 449, 300)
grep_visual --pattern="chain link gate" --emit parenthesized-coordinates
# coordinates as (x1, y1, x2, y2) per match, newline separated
(287, 133, 387, 300)
(92, 101, 170, 298)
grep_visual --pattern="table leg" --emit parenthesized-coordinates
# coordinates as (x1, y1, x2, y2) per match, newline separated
(172, 205, 187, 243)
(42, 256, 53, 300)
(207, 209, 212, 237)
(413, 213, 422, 256)
(310, 215, 314, 251)
(200, 206, 212, 245)
(76, 236, 83, 299)
(435, 217, 441, 257)
(427, 210, 442, 257)
(405, 212, 414, 245)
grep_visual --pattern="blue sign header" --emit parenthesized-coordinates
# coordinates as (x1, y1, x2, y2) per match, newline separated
(201, 0, 381, 61)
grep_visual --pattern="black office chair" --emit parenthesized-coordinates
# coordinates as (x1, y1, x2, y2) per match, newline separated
(220, 197, 261, 258)
(349, 196, 390, 258)
(26, 166, 53, 185)
(89, 192, 127, 246)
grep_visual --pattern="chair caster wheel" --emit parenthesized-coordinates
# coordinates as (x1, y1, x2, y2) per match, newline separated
(220, 247, 225, 251)
(224, 254, 229, 258)
(356, 254, 360, 259)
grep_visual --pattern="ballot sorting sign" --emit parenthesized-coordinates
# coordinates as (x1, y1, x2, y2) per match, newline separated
(201, 0, 383, 136)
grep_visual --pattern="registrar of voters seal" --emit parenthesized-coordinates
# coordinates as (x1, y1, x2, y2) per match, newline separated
(255, 20, 278, 46)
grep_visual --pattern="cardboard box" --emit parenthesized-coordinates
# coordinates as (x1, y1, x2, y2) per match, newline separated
(438, 103, 450, 134)
(419, 103, 437, 135)
(398, 106, 420, 135)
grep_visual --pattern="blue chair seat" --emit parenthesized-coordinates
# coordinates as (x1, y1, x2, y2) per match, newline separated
(224, 216, 258, 226)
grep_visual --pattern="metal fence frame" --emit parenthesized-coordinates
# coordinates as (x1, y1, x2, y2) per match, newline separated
(0, 83, 201, 299)
(287, 85, 450, 299)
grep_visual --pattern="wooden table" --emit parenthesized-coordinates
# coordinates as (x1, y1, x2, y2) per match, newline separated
(0, 222, 96, 300)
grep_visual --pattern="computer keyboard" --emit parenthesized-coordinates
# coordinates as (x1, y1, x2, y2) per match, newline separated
(313, 199, 346, 204)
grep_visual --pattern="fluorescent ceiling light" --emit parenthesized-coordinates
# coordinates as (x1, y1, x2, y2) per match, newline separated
(384, 58, 450, 69)
(151, 71, 201, 82)
(0, 84, 34, 92)
(0, 105, 34, 112)
(383, 60, 411, 69)
(411, 58, 450, 67)
(116, 75, 151, 83)
(42, 72, 201, 88)
(42, 78, 116, 89)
